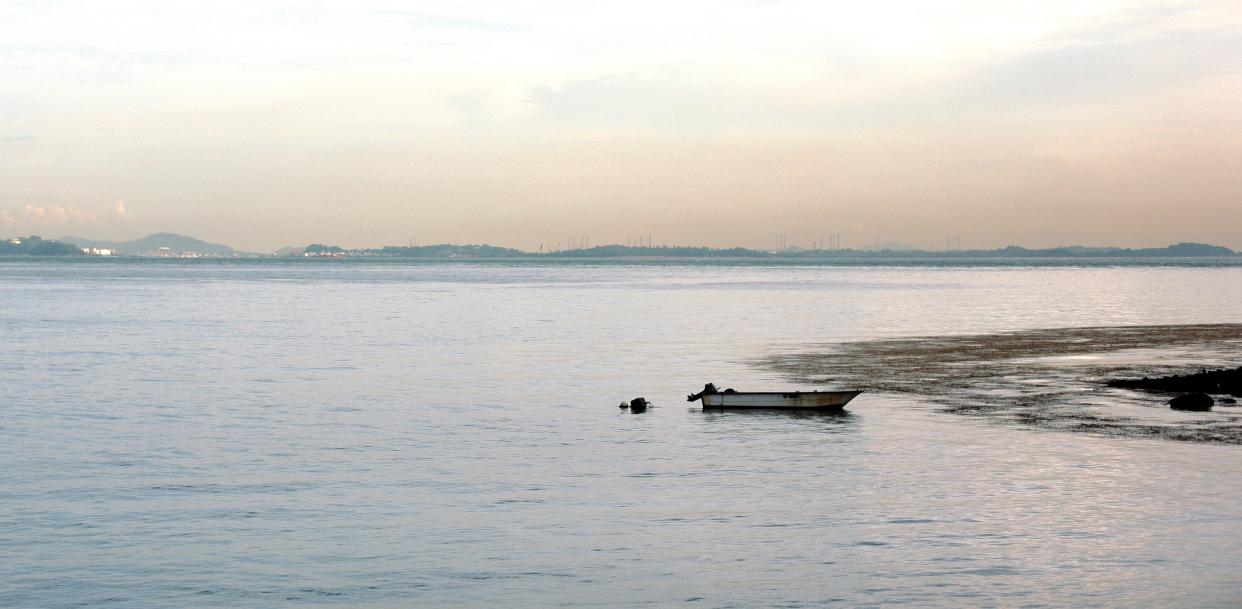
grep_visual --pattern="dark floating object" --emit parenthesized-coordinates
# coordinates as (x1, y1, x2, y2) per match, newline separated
(687, 382, 862, 410)
(629, 397, 651, 413)
(1220, 397, 1238, 405)
(1169, 393, 1213, 412)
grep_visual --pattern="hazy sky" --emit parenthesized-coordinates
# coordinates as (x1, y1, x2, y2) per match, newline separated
(2, 1, 1240, 251)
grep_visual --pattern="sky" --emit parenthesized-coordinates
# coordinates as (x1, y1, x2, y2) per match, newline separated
(1, 1, 1240, 252)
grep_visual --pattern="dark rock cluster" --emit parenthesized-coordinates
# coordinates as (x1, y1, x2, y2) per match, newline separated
(1106, 366, 1242, 395)
(1169, 393, 1214, 411)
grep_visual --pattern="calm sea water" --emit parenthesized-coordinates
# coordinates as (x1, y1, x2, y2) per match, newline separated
(2, 260, 1241, 608)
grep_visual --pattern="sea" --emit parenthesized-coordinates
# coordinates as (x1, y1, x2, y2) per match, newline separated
(2, 258, 1241, 608)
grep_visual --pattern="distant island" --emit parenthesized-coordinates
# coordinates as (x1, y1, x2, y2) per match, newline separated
(0, 235, 84, 256)
(292, 241, 1242, 259)
(2, 233, 1238, 260)
(254, 240, 1242, 259)
(59, 232, 239, 257)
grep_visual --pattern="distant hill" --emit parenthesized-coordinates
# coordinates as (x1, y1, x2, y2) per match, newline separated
(858, 241, 921, 252)
(954, 242, 1237, 258)
(0, 235, 84, 256)
(273, 245, 306, 256)
(1141, 242, 1236, 257)
(62, 233, 238, 256)
(25, 235, 1237, 259)
(375, 244, 528, 258)
(536, 242, 1239, 259)
(342, 241, 1242, 260)
(546, 245, 764, 258)
(304, 243, 345, 256)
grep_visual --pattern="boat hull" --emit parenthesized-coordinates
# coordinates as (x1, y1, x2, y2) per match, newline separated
(700, 390, 862, 410)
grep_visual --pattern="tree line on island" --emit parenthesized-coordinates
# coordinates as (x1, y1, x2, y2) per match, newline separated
(0, 235, 85, 256)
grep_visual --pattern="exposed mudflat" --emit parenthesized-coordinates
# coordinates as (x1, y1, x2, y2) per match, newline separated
(762, 324, 1242, 444)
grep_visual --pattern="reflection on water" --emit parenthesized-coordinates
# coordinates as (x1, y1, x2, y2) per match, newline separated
(2, 261, 1242, 608)
(698, 409, 860, 441)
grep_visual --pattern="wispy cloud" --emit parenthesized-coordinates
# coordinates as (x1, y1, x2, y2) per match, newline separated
(113, 200, 136, 226)
(944, 27, 1242, 110)
(0, 133, 36, 143)
(1, 204, 99, 233)
(367, 8, 527, 33)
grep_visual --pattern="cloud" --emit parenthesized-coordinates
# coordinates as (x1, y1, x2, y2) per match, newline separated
(943, 28, 1242, 110)
(30, 204, 95, 224)
(113, 200, 136, 224)
(1, 204, 98, 233)
(527, 76, 812, 131)
(109, 200, 138, 231)
(529, 77, 714, 128)
(525, 14, 1242, 134)
(0, 209, 19, 228)
(1, 202, 141, 239)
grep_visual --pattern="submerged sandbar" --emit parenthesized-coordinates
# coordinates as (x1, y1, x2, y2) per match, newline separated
(762, 324, 1242, 444)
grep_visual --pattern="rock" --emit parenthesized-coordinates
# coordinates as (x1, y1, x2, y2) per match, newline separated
(1169, 393, 1213, 411)
(619, 401, 630, 409)
(1107, 366, 1242, 395)
(629, 397, 650, 413)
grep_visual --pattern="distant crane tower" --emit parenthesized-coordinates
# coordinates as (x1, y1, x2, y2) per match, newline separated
(809, 233, 841, 250)
(818, 233, 840, 250)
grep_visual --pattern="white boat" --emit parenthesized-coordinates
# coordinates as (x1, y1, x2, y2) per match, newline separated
(687, 383, 863, 410)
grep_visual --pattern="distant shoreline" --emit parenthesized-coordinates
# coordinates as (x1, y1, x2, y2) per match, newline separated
(4, 233, 1239, 261)
(4, 255, 1242, 268)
